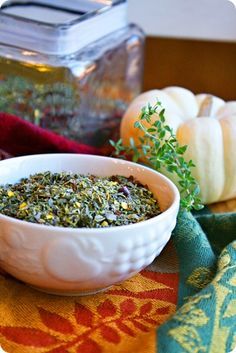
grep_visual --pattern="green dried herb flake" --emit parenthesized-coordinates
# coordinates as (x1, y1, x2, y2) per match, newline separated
(0, 172, 161, 228)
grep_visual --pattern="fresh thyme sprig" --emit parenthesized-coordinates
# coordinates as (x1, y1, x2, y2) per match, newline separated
(110, 101, 203, 211)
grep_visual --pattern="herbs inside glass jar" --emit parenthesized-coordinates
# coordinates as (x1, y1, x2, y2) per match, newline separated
(0, 172, 161, 228)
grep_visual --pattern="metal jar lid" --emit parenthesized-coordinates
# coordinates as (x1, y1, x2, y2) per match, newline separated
(0, 0, 127, 55)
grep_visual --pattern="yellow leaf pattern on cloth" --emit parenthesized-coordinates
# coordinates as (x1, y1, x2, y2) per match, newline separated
(187, 267, 214, 289)
(169, 326, 207, 353)
(223, 300, 236, 318)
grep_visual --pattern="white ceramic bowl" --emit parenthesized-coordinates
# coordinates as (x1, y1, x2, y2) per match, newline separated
(0, 154, 180, 296)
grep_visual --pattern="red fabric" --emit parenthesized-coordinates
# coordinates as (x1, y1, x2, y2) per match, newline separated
(0, 113, 101, 157)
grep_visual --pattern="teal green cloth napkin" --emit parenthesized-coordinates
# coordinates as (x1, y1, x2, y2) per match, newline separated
(158, 211, 236, 353)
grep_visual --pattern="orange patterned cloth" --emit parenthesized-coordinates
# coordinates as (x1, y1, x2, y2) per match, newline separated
(0, 241, 178, 353)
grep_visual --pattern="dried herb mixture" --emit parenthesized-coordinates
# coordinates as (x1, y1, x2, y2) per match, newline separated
(0, 172, 161, 228)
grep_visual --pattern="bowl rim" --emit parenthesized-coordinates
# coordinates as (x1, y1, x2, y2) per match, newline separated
(0, 153, 180, 234)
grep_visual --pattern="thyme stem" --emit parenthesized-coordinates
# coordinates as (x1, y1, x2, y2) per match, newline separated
(110, 101, 203, 211)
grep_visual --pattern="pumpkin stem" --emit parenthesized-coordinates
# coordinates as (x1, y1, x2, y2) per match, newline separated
(197, 95, 213, 117)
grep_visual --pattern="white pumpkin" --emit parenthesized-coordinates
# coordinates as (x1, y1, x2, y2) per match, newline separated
(120, 86, 236, 204)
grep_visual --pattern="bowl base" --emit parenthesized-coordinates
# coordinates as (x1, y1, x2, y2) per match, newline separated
(29, 284, 111, 297)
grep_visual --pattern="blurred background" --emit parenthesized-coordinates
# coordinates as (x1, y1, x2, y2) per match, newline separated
(128, 0, 236, 100)
(0, 0, 235, 147)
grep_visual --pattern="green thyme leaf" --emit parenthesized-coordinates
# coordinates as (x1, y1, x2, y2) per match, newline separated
(110, 101, 203, 212)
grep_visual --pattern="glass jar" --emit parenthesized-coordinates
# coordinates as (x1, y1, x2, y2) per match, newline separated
(0, 0, 144, 147)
